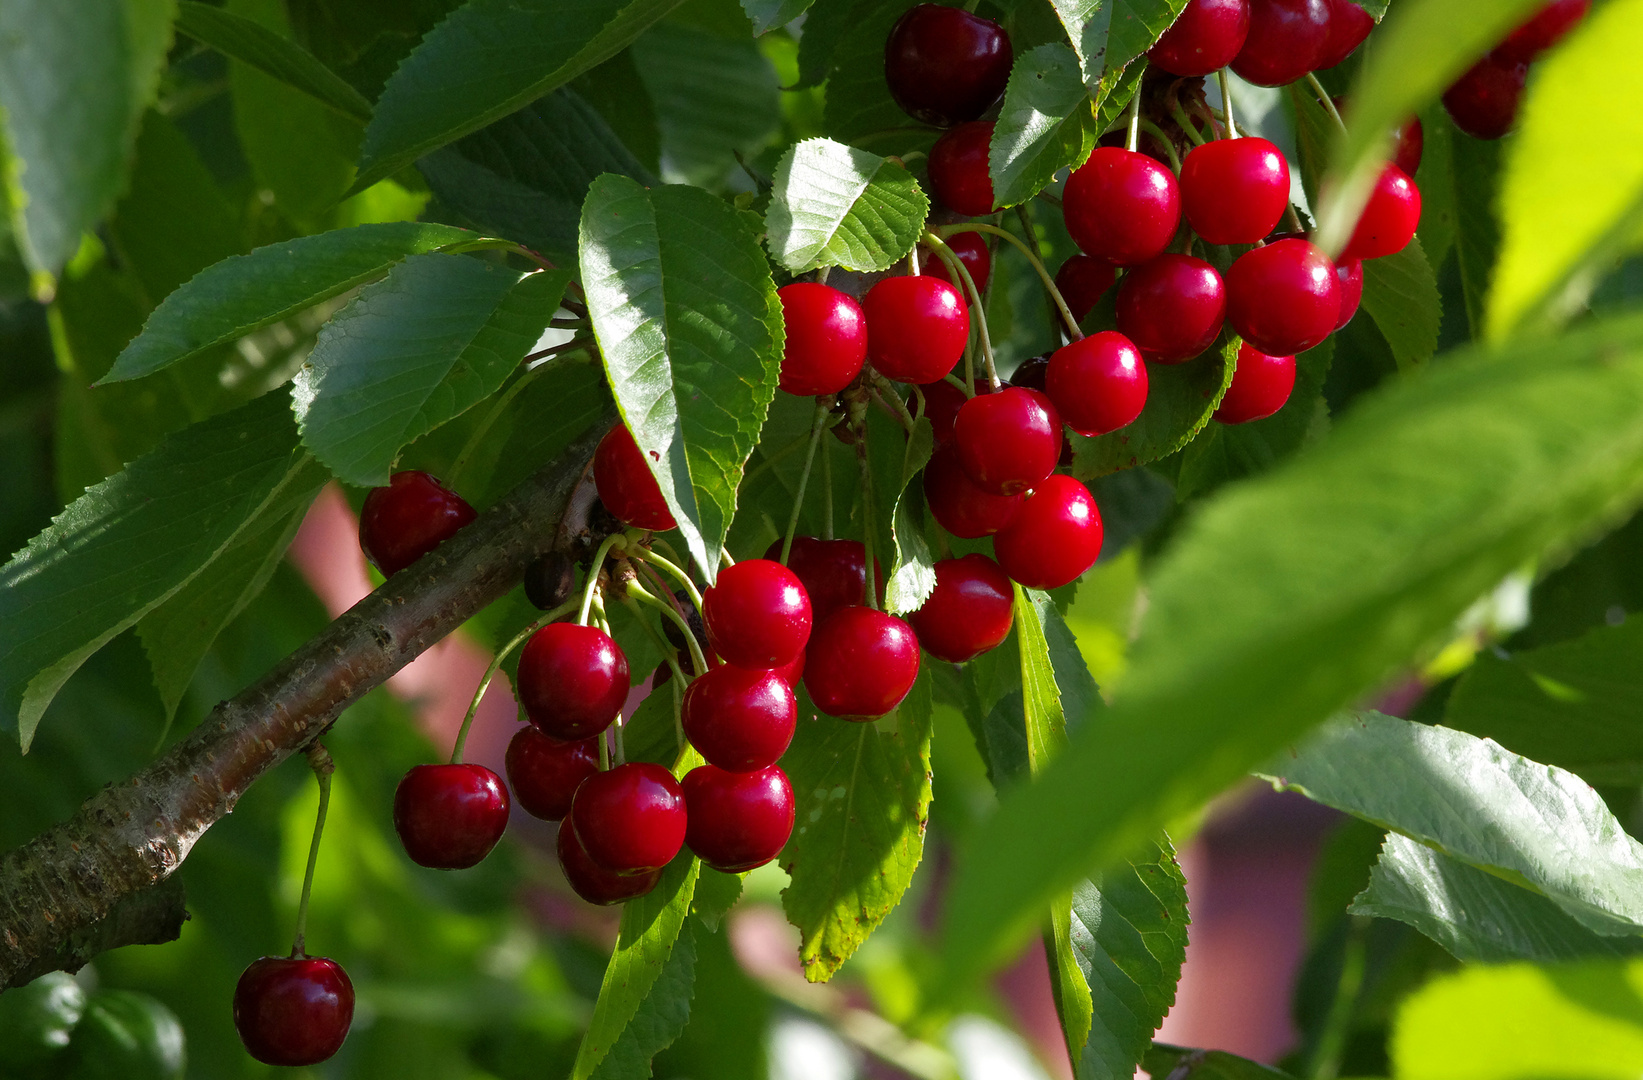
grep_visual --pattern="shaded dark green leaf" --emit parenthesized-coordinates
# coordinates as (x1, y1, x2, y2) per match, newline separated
(822, 0, 927, 147)
(742, 0, 814, 35)
(1072, 335, 1235, 480)
(1143, 1044, 1293, 1079)
(175, 0, 371, 121)
(1361, 236, 1441, 371)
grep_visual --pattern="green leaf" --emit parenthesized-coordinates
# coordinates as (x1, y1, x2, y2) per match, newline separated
(1360, 235, 1441, 371)
(0, 972, 85, 1075)
(1072, 334, 1235, 480)
(937, 308, 1643, 988)
(464, 360, 613, 509)
(1487, 0, 1643, 339)
(821, 0, 926, 146)
(780, 669, 934, 982)
(870, 415, 936, 616)
(1351, 832, 1643, 964)
(741, 0, 813, 34)
(579, 175, 783, 581)
(588, 922, 698, 1080)
(174, 0, 371, 121)
(102, 221, 476, 383)
(1050, 0, 1185, 103)
(1451, 123, 1504, 340)
(765, 138, 930, 274)
(1143, 1044, 1293, 1079)
(990, 43, 1100, 209)
(795, 0, 868, 88)
(1351, 0, 1388, 17)
(355, 0, 687, 192)
(292, 254, 566, 487)
(64, 989, 185, 1080)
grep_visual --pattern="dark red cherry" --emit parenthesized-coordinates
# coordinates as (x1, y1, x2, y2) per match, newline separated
(594, 424, 677, 531)
(1215, 343, 1297, 423)
(914, 377, 972, 446)
(954, 386, 1063, 496)
(1392, 116, 1424, 178)
(234, 956, 353, 1066)
(1115, 254, 1227, 364)
(777, 283, 867, 396)
(1046, 332, 1149, 436)
(393, 763, 510, 870)
(1055, 255, 1119, 322)
(703, 558, 813, 669)
(557, 814, 661, 904)
(864, 275, 971, 384)
(803, 606, 921, 720)
(928, 122, 996, 217)
(1442, 54, 1527, 140)
(505, 726, 599, 821)
(1180, 137, 1291, 245)
(1149, 0, 1251, 77)
(682, 664, 796, 772)
(925, 230, 992, 294)
(884, 4, 1013, 127)
(359, 470, 477, 577)
(1064, 148, 1182, 267)
(682, 764, 795, 872)
(1009, 354, 1050, 392)
(1315, 0, 1375, 68)
(1340, 164, 1420, 261)
(1494, 0, 1589, 63)
(993, 474, 1103, 589)
(517, 623, 630, 740)
(1225, 239, 1340, 356)
(1334, 259, 1364, 330)
(764, 536, 879, 625)
(1231, 0, 1329, 86)
(572, 762, 687, 874)
(924, 445, 1024, 538)
(908, 554, 1015, 663)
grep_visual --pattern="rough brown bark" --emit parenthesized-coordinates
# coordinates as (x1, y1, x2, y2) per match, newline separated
(0, 414, 613, 990)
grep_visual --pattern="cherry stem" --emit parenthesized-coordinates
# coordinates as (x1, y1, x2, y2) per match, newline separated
(922, 231, 1000, 390)
(1126, 89, 1143, 152)
(909, 383, 927, 423)
(720, 548, 736, 569)
(822, 434, 835, 541)
(817, 265, 832, 284)
(450, 598, 574, 764)
(1305, 72, 1347, 133)
(633, 556, 706, 679)
(635, 547, 706, 618)
(290, 742, 335, 959)
(855, 436, 881, 611)
(1168, 98, 1210, 147)
(578, 533, 626, 626)
(782, 402, 834, 565)
(939, 222, 1083, 341)
(942, 372, 970, 395)
(619, 592, 686, 748)
(868, 373, 919, 434)
(908, 244, 921, 276)
(627, 578, 708, 676)
(598, 728, 610, 771)
(1284, 202, 1304, 233)
(1138, 119, 1183, 172)
(1218, 69, 1239, 138)
(449, 352, 583, 492)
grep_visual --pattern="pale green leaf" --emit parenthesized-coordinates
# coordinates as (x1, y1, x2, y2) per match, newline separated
(742, 0, 813, 34)
(765, 138, 929, 274)
(1051, 0, 1185, 104)
(990, 43, 1099, 209)
(174, 0, 371, 121)
(1360, 235, 1441, 370)
(871, 415, 935, 616)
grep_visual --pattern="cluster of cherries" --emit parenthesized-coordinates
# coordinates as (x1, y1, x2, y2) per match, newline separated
(1440, 0, 1588, 139)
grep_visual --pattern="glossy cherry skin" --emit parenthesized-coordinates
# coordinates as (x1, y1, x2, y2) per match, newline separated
(505, 726, 599, 821)
(764, 536, 879, 625)
(1046, 332, 1149, 437)
(954, 387, 1063, 496)
(1225, 239, 1340, 356)
(804, 606, 921, 721)
(925, 231, 992, 295)
(1064, 148, 1182, 267)
(1009, 354, 1050, 392)
(703, 558, 813, 669)
(993, 474, 1103, 589)
(771, 648, 805, 690)
(572, 762, 687, 874)
(884, 4, 1013, 127)
(1494, 0, 1589, 63)
(1340, 164, 1420, 261)
(1180, 137, 1291, 245)
(594, 424, 677, 531)
(682, 764, 795, 872)
(393, 763, 510, 870)
(1334, 260, 1364, 330)
(1231, 0, 1329, 86)
(359, 471, 477, 577)
(1442, 54, 1527, 140)
(517, 623, 631, 740)
(1392, 116, 1424, 179)
(1315, 0, 1374, 69)
(1148, 0, 1251, 76)
(1055, 256, 1118, 323)
(1115, 255, 1227, 364)
(928, 121, 996, 216)
(682, 664, 796, 772)
(908, 554, 1015, 663)
(777, 283, 867, 396)
(234, 956, 354, 1066)
(557, 815, 661, 904)
(924, 446, 1024, 538)
(1215, 343, 1296, 423)
(864, 275, 971, 385)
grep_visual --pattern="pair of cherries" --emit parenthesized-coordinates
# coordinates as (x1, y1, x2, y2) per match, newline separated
(1442, 0, 1589, 139)
(777, 272, 970, 398)
(1148, 0, 1373, 88)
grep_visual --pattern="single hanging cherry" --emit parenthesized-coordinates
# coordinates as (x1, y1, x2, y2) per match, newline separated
(804, 606, 922, 720)
(928, 122, 997, 217)
(993, 475, 1103, 589)
(682, 764, 796, 873)
(1115, 254, 1227, 364)
(702, 558, 813, 669)
(1179, 137, 1291, 245)
(1230, 0, 1330, 87)
(883, 4, 1013, 127)
(1225, 238, 1340, 357)
(908, 554, 1016, 663)
(359, 470, 477, 577)
(1215, 344, 1297, 423)
(1339, 164, 1421, 262)
(1148, 0, 1251, 77)
(776, 282, 868, 396)
(1442, 54, 1527, 140)
(593, 424, 677, 531)
(393, 762, 510, 869)
(516, 622, 631, 741)
(953, 387, 1064, 496)
(571, 762, 688, 874)
(864, 275, 971, 385)
(1063, 148, 1182, 267)
(234, 957, 354, 1067)
(682, 664, 797, 772)
(505, 726, 600, 821)
(1045, 332, 1149, 436)
(1314, 0, 1374, 69)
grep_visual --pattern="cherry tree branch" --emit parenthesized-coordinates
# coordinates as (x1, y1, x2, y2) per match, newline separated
(0, 414, 614, 990)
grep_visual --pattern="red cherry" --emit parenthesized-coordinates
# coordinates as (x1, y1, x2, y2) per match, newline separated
(1180, 137, 1292, 245)
(505, 726, 599, 821)
(1442, 54, 1527, 140)
(1231, 0, 1329, 87)
(1334, 260, 1364, 330)
(764, 536, 880, 625)
(1148, 0, 1252, 77)
(1115, 254, 1227, 364)
(393, 763, 510, 870)
(517, 623, 631, 740)
(234, 956, 354, 1066)
(777, 283, 867, 396)
(771, 648, 805, 689)
(682, 664, 797, 771)
(1340, 164, 1420, 261)
(358, 471, 477, 577)
(863, 275, 971, 384)
(1055, 255, 1118, 322)
(884, 4, 1013, 127)
(1225, 238, 1340, 356)
(1494, 0, 1589, 63)
(1009, 354, 1050, 392)
(1046, 332, 1149, 436)
(1392, 116, 1424, 178)
(682, 764, 795, 872)
(914, 377, 972, 446)
(1215, 343, 1297, 423)
(925, 231, 992, 294)
(703, 558, 813, 669)
(953, 386, 1063, 496)
(594, 424, 677, 531)
(908, 554, 1015, 663)
(556, 815, 661, 905)
(928, 122, 996, 217)
(993, 474, 1103, 589)
(1064, 148, 1182, 267)
(924, 445, 1024, 538)
(803, 606, 921, 720)
(1315, 0, 1375, 69)
(571, 762, 687, 873)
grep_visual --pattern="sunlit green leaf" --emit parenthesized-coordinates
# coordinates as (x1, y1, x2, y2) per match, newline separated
(765, 138, 929, 274)
(990, 43, 1099, 209)
(1361, 236, 1441, 370)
